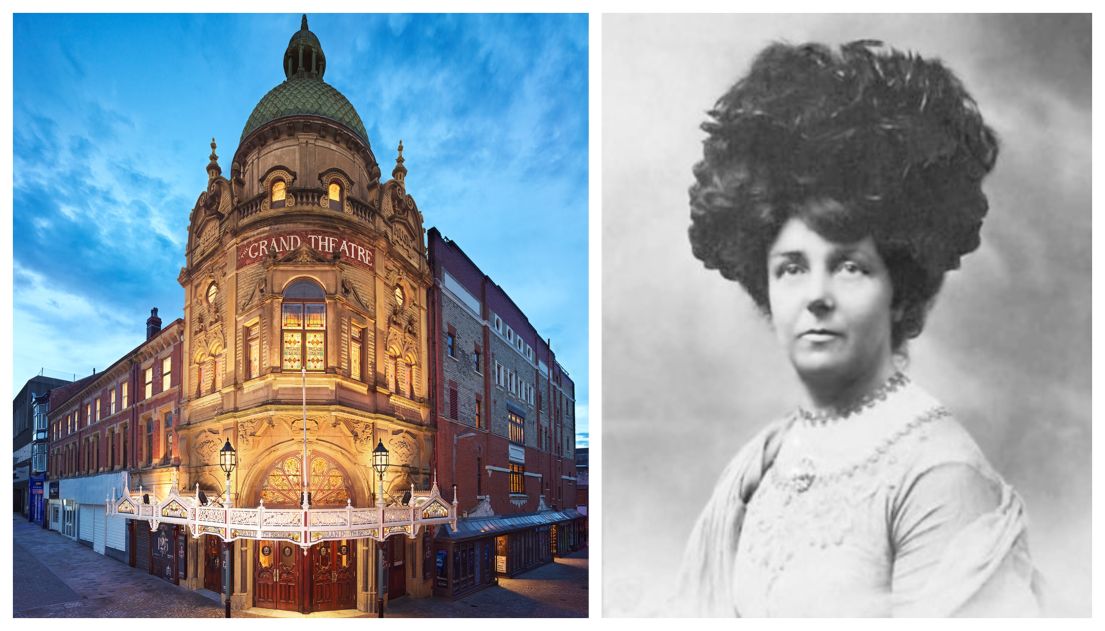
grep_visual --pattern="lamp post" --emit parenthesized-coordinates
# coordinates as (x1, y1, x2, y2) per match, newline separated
(218, 439, 237, 618)
(372, 439, 389, 617)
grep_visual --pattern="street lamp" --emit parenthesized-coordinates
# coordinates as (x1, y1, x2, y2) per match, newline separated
(219, 439, 237, 505)
(372, 439, 389, 505)
(218, 439, 236, 618)
(372, 439, 389, 617)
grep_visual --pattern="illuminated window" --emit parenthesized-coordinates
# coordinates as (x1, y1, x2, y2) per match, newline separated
(271, 179, 286, 208)
(122, 383, 128, 409)
(144, 367, 153, 399)
(162, 357, 172, 392)
(95, 398, 101, 422)
(509, 463, 525, 494)
(110, 389, 116, 415)
(85, 403, 91, 426)
(350, 326, 363, 381)
(508, 412, 524, 445)
(394, 286, 404, 308)
(282, 279, 326, 371)
(328, 181, 342, 210)
(246, 324, 260, 379)
(206, 282, 218, 304)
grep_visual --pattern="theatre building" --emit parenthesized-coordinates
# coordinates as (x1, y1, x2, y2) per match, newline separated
(428, 228, 583, 598)
(163, 16, 443, 614)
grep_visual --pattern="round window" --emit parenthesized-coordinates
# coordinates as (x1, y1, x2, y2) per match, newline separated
(206, 282, 218, 304)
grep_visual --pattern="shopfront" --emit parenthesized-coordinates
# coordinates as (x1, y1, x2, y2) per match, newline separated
(434, 509, 586, 598)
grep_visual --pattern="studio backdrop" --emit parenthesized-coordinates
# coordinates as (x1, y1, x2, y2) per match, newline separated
(602, 13, 1090, 616)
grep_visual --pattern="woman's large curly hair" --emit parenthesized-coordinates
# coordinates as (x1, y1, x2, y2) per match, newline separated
(689, 40, 998, 349)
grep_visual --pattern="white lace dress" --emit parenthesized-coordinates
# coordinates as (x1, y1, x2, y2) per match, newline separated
(677, 375, 1040, 617)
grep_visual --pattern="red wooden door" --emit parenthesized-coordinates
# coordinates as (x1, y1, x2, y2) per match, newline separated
(310, 540, 357, 611)
(387, 536, 406, 599)
(204, 535, 222, 593)
(254, 541, 300, 611)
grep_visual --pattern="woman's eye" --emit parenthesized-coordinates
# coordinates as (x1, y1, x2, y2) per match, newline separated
(777, 263, 804, 277)
(838, 260, 865, 275)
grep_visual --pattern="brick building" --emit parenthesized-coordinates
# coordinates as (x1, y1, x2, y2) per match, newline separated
(46, 312, 182, 566)
(428, 228, 583, 598)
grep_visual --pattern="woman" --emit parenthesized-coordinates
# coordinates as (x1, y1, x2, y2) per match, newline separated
(678, 41, 1041, 616)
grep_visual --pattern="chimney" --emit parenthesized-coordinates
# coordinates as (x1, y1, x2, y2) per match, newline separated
(146, 307, 162, 340)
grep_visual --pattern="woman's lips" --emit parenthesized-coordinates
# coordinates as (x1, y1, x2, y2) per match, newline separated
(800, 329, 841, 342)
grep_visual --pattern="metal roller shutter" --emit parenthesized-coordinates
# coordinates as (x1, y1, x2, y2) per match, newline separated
(106, 513, 127, 551)
(135, 521, 151, 571)
(93, 507, 106, 554)
(79, 505, 94, 543)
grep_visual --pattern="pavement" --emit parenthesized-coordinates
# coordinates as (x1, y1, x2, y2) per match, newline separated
(12, 514, 587, 618)
(386, 549, 589, 618)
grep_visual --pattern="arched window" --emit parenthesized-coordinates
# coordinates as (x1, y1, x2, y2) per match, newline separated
(328, 181, 343, 210)
(271, 180, 287, 208)
(282, 279, 326, 371)
(260, 453, 351, 507)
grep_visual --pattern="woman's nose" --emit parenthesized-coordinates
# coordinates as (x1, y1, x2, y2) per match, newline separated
(805, 272, 834, 316)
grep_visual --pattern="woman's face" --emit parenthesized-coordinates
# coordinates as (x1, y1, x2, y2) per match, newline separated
(767, 215, 895, 395)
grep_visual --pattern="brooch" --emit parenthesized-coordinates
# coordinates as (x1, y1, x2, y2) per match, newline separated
(790, 456, 816, 493)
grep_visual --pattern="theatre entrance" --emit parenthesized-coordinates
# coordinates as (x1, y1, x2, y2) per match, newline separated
(254, 539, 357, 613)
(310, 539, 357, 611)
(254, 541, 302, 612)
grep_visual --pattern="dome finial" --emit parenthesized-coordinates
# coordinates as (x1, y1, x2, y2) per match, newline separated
(207, 137, 221, 180)
(393, 140, 407, 185)
(284, 14, 326, 80)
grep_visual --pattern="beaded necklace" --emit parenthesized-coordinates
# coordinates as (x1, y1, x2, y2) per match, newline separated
(797, 372, 910, 427)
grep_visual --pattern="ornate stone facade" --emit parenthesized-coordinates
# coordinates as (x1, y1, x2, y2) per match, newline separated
(173, 16, 435, 613)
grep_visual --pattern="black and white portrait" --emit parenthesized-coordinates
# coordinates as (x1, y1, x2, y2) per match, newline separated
(602, 14, 1089, 617)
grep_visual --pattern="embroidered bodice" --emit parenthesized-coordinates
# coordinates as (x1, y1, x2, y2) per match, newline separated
(727, 376, 1038, 617)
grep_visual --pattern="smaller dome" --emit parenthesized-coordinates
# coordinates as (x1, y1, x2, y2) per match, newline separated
(284, 14, 326, 80)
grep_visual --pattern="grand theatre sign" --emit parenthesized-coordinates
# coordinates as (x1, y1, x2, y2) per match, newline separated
(237, 230, 375, 270)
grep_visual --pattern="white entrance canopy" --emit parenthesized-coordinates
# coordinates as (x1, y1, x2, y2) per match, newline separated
(106, 474, 457, 548)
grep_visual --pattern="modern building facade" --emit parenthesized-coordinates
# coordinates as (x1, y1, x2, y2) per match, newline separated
(13, 375, 71, 521)
(427, 228, 583, 598)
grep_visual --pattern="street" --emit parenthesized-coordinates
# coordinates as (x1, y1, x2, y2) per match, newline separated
(12, 515, 587, 618)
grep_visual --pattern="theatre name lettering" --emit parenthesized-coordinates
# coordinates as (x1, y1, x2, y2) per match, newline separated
(237, 231, 375, 270)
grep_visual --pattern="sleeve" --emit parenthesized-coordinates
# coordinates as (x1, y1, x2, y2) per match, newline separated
(889, 462, 1040, 616)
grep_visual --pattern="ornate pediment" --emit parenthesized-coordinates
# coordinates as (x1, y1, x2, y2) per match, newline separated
(277, 243, 338, 265)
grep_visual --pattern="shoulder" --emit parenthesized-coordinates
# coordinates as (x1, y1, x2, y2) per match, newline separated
(896, 408, 993, 479)
(888, 409, 1006, 526)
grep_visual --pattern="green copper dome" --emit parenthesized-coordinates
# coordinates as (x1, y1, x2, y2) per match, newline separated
(239, 15, 369, 144)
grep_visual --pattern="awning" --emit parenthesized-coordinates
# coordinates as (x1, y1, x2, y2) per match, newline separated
(435, 508, 584, 542)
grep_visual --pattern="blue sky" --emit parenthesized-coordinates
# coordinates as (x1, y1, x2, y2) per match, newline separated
(12, 13, 589, 446)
